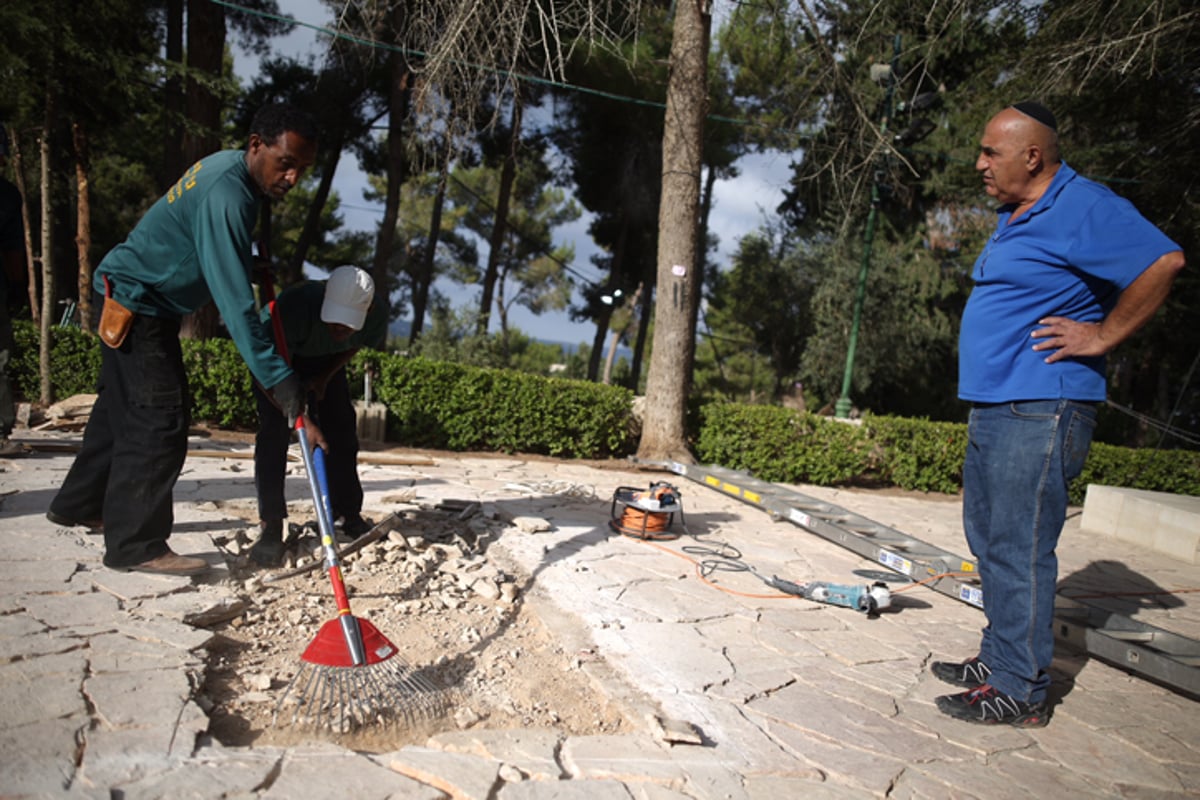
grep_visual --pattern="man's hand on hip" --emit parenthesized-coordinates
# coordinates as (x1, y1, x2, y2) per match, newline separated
(1030, 317, 1107, 363)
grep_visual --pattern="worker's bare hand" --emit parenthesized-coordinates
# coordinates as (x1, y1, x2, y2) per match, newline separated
(301, 414, 329, 452)
(1030, 317, 1108, 363)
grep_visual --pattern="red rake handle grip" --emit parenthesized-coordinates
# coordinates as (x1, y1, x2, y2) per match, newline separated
(296, 417, 367, 666)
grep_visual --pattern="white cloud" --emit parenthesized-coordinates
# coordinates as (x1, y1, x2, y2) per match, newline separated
(709, 150, 793, 264)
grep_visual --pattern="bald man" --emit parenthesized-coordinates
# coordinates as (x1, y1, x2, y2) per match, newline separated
(931, 102, 1184, 726)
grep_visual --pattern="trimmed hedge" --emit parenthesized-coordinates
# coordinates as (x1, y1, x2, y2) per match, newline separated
(11, 320, 103, 400)
(9, 320, 1198, 500)
(695, 402, 1200, 503)
(9, 321, 635, 459)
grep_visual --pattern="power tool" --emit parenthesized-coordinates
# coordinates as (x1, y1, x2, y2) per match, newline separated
(768, 576, 892, 614)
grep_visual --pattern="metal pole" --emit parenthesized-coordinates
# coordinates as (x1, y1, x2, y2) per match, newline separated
(835, 34, 901, 420)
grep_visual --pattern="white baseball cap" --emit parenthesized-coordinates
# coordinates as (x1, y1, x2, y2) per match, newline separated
(320, 266, 375, 330)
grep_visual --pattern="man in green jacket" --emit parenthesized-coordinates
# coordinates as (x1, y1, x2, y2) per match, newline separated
(250, 266, 387, 568)
(47, 103, 317, 576)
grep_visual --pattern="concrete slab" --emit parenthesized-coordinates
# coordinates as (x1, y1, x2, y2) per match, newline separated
(0, 650, 89, 728)
(385, 745, 503, 799)
(1, 429, 1197, 799)
(426, 728, 566, 780)
(0, 714, 89, 797)
(1082, 485, 1200, 564)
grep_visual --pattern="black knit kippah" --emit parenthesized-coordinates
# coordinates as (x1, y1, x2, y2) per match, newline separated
(1009, 101, 1057, 132)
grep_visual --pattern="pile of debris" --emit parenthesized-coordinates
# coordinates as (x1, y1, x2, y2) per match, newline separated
(201, 499, 630, 750)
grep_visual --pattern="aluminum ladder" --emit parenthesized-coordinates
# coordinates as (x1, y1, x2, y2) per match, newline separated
(643, 459, 1200, 700)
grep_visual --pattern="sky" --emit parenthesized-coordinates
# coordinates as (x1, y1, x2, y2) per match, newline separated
(231, 0, 791, 346)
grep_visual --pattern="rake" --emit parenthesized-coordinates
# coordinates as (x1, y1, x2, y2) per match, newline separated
(273, 417, 453, 731)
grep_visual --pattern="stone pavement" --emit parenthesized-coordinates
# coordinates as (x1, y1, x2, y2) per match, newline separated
(1, 428, 1197, 799)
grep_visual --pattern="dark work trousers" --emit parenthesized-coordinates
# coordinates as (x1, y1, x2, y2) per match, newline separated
(253, 356, 362, 524)
(49, 313, 189, 567)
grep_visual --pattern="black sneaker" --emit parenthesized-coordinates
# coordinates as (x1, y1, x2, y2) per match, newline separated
(338, 515, 374, 540)
(935, 683, 1049, 727)
(931, 656, 992, 688)
(249, 520, 285, 568)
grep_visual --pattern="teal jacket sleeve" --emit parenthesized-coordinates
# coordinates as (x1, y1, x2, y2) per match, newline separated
(192, 183, 292, 389)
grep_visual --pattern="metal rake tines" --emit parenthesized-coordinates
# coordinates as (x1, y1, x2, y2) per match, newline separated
(273, 658, 456, 731)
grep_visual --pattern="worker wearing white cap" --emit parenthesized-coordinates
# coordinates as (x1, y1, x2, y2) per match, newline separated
(250, 265, 387, 568)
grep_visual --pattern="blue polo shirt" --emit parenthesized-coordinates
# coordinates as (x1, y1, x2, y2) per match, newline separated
(958, 162, 1180, 403)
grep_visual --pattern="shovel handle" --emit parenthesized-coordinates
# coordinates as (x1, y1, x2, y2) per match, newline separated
(296, 417, 367, 666)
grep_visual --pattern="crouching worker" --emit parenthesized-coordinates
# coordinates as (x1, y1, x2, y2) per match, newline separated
(250, 265, 387, 567)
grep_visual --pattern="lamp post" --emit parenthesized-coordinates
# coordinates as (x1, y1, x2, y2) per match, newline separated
(835, 34, 901, 420)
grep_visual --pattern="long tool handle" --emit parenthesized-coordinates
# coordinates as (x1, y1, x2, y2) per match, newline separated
(296, 418, 367, 666)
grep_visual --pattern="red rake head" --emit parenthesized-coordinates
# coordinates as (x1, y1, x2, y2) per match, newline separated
(300, 617, 399, 668)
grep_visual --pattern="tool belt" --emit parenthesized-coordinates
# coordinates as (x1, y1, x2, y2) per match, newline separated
(98, 275, 134, 349)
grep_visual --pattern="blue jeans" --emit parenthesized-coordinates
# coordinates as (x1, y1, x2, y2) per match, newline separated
(962, 400, 1097, 703)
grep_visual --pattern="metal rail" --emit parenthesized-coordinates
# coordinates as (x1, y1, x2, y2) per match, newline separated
(643, 459, 1200, 700)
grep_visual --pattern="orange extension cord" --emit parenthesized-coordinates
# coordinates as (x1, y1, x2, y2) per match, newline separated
(607, 486, 1200, 604)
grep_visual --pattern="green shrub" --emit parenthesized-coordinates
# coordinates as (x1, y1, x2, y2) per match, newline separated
(181, 338, 257, 428)
(372, 354, 635, 457)
(865, 414, 966, 494)
(1073, 441, 1200, 504)
(694, 400, 1199, 499)
(695, 403, 877, 484)
(10, 320, 102, 399)
(7, 316, 1198, 495)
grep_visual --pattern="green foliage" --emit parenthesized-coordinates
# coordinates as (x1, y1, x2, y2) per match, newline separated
(695, 403, 877, 485)
(181, 339, 257, 428)
(372, 355, 635, 458)
(1073, 442, 1200, 506)
(10, 318, 1199, 499)
(10, 321, 102, 400)
(447, 162, 580, 336)
(407, 306, 575, 376)
(695, 400, 1200, 499)
(698, 223, 814, 403)
(864, 414, 967, 494)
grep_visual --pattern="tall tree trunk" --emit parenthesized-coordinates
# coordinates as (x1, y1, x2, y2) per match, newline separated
(588, 213, 630, 381)
(38, 95, 55, 405)
(372, 58, 412, 310)
(629, 278, 652, 392)
(477, 97, 522, 336)
(637, 0, 710, 463)
(182, 0, 223, 165)
(690, 162, 716, 348)
(587, 307, 612, 382)
(72, 123, 93, 328)
(180, 0, 225, 340)
(602, 282, 642, 385)
(410, 141, 452, 343)
(9, 134, 38, 325)
(286, 129, 344, 285)
(162, 0, 186, 191)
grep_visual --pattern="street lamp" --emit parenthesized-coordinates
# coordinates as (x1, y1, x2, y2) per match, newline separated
(835, 34, 901, 420)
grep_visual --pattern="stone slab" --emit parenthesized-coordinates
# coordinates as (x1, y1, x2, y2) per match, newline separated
(1081, 485, 1200, 563)
(0, 713, 88, 796)
(385, 746, 503, 799)
(427, 728, 566, 780)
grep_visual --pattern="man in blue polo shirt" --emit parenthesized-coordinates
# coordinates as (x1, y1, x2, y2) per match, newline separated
(930, 102, 1185, 726)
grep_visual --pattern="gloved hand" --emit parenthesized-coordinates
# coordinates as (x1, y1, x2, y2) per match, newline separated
(271, 374, 304, 427)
